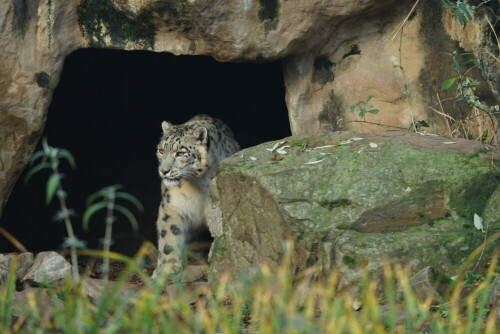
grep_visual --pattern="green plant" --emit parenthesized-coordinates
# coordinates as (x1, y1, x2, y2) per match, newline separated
(25, 138, 84, 281)
(463, 270, 484, 287)
(349, 96, 380, 120)
(83, 185, 143, 281)
(408, 120, 430, 132)
(0, 237, 498, 333)
(441, 0, 475, 28)
(441, 50, 499, 144)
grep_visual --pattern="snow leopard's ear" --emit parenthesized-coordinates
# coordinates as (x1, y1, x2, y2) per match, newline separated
(161, 121, 172, 133)
(192, 126, 208, 145)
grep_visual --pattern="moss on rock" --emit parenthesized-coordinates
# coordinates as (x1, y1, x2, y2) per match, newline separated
(209, 131, 500, 292)
(78, 0, 155, 48)
(258, 0, 280, 32)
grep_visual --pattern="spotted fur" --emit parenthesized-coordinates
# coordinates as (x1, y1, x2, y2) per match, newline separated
(152, 115, 240, 278)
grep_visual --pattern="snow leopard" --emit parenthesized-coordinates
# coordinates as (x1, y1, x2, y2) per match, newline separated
(152, 114, 240, 278)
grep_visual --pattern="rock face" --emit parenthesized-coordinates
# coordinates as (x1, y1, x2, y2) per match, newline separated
(0, 252, 33, 285)
(0, 0, 84, 212)
(0, 0, 498, 217)
(207, 131, 500, 292)
(285, 1, 500, 136)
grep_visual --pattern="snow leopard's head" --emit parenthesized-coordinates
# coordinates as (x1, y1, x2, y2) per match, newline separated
(156, 121, 209, 188)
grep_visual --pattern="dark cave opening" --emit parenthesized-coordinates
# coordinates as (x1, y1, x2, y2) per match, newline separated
(0, 49, 290, 254)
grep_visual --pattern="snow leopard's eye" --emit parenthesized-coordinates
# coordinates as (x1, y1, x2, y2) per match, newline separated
(175, 151, 185, 157)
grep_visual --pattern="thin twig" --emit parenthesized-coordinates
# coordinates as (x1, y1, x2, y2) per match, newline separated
(0, 227, 28, 253)
(53, 162, 80, 282)
(103, 192, 115, 283)
(427, 97, 457, 108)
(410, 113, 418, 134)
(476, 0, 494, 9)
(436, 92, 453, 137)
(486, 50, 500, 63)
(384, 0, 421, 43)
(486, 16, 499, 52)
(346, 120, 404, 129)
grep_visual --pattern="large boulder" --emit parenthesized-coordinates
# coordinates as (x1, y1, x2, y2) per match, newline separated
(207, 131, 500, 293)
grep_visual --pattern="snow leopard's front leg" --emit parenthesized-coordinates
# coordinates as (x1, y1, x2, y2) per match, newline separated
(152, 189, 186, 278)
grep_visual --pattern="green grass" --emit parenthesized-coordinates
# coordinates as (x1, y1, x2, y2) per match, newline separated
(0, 242, 498, 333)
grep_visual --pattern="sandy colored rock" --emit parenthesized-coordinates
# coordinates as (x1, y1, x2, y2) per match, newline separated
(0, 0, 84, 212)
(0, 0, 498, 219)
(403, 266, 449, 302)
(22, 251, 71, 285)
(284, 1, 499, 136)
(82, 277, 138, 302)
(0, 252, 33, 285)
(12, 288, 63, 325)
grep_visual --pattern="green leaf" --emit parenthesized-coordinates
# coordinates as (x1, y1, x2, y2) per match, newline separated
(458, 3, 473, 20)
(349, 105, 356, 113)
(42, 137, 50, 153)
(456, 11, 467, 28)
(289, 141, 309, 151)
(86, 190, 104, 207)
(29, 151, 46, 166)
(58, 149, 76, 169)
(82, 202, 107, 232)
(415, 120, 430, 128)
(46, 174, 60, 205)
(441, 77, 457, 90)
(441, 0, 453, 7)
(114, 204, 138, 232)
(115, 192, 144, 212)
(465, 80, 480, 88)
(368, 109, 380, 115)
(24, 162, 51, 184)
(470, 59, 483, 71)
(365, 96, 373, 103)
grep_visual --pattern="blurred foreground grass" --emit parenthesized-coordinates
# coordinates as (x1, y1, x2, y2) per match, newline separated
(0, 240, 498, 334)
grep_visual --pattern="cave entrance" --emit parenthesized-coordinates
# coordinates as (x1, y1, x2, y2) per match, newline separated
(0, 49, 290, 254)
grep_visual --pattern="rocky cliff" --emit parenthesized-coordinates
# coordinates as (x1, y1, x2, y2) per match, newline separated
(0, 0, 498, 218)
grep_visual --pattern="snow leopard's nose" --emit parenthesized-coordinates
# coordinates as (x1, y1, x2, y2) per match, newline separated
(159, 168, 170, 177)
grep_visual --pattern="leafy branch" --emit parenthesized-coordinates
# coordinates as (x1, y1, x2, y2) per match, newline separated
(83, 185, 143, 281)
(441, 0, 475, 28)
(441, 50, 499, 144)
(25, 138, 84, 282)
(349, 96, 380, 120)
